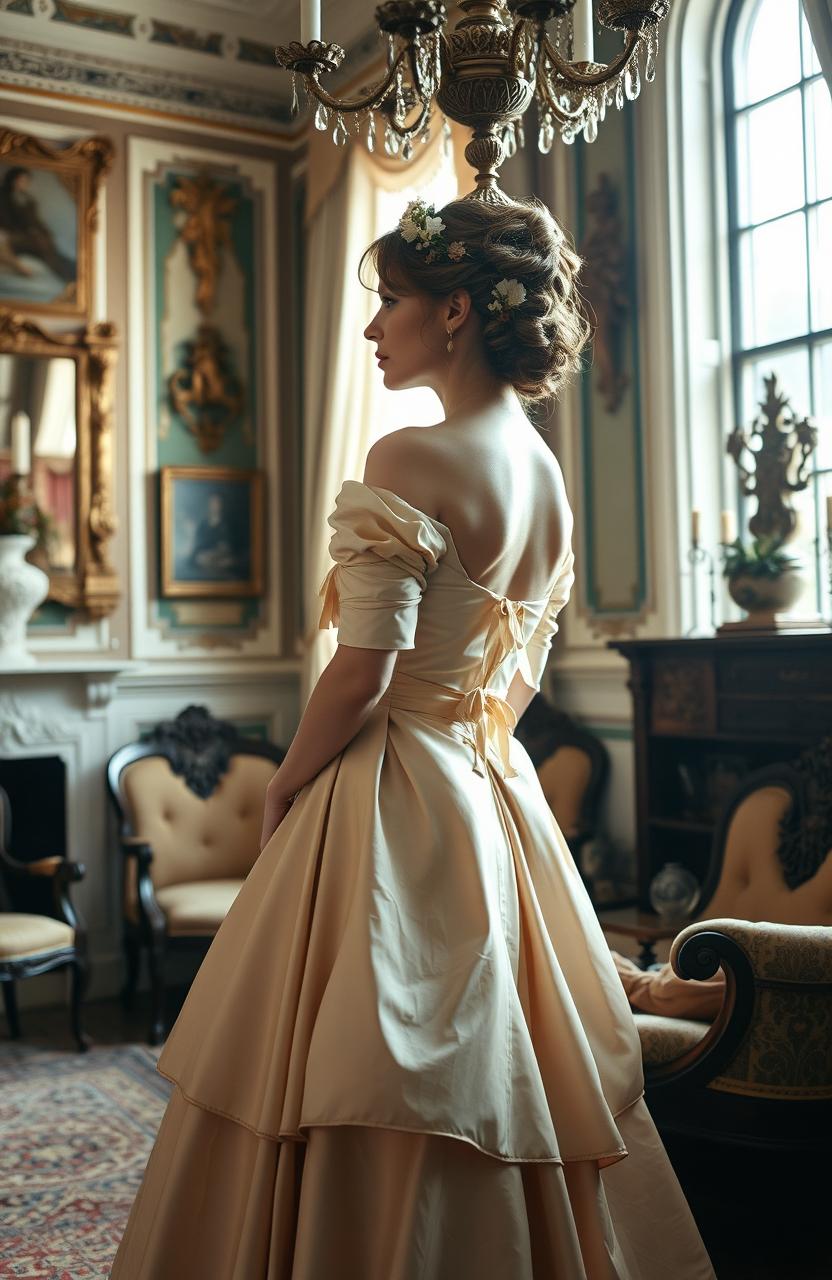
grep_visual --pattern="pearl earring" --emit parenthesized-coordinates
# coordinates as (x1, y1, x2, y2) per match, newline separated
(446, 327, 454, 353)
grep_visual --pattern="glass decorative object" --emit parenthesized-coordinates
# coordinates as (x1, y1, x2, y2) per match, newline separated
(648, 862, 700, 923)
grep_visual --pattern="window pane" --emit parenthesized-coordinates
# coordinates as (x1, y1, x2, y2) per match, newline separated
(741, 348, 810, 433)
(809, 202, 832, 331)
(736, 90, 804, 225)
(801, 10, 822, 77)
(741, 213, 808, 347)
(814, 341, 832, 469)
(806, 78, 832, 203)
(736, 0, 802, 108)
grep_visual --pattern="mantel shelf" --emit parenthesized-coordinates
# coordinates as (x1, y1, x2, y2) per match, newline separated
(0, 660, 144, 677)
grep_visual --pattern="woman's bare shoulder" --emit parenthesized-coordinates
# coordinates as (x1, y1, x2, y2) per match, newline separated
(362, 426, 446, 515)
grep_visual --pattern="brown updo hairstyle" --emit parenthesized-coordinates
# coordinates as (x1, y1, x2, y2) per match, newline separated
(359, 195, 590, 406)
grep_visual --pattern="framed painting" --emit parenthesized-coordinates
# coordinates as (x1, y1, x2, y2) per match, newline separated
(160, 465, 264, 598)
(0, 131, 113, 319)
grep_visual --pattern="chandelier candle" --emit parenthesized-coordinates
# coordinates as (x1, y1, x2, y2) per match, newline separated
(573, 0, 595, 63)
(300, 0, 321, 46)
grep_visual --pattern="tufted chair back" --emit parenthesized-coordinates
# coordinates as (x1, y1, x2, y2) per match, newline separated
(119, 753, 277, 923)
(535, 747, 593, 841)
(106, 705, 284, 1045)
(514, 696, 608, 888)
(696, 765, 832, 928)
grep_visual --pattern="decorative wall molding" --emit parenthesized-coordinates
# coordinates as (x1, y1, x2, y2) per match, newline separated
(0, 2, 384, 134)
(0, 36, 294, 131)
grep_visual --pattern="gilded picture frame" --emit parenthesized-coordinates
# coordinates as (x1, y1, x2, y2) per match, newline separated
(0, 130, 113, 319)
(0, 311, 120, 617)
(160, 465, 264, 599)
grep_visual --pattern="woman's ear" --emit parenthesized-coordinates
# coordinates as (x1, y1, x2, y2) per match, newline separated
(446, 289, 472, 326)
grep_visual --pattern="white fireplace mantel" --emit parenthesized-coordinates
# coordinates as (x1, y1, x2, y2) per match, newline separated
(0, 660, 145, 713)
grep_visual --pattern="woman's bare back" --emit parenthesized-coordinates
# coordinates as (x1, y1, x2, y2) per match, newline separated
(364, 412, 572, 603)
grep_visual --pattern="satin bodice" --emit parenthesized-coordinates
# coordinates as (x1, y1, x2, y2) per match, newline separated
(318, 481, 575, 777)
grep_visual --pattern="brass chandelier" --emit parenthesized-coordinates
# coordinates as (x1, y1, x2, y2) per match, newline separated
(275, 0, 670, 201)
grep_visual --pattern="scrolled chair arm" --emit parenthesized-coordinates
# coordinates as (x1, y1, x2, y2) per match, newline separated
(647, 917, 832, 1094)
(121, 835, 154, 862)
(673, 917, 832, 985)
(121, 836, 167, 935)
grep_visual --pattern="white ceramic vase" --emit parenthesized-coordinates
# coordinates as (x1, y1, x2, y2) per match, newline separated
(0, 534, 49, 668)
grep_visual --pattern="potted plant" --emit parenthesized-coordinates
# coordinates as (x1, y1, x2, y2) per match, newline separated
(0, 475, 52, 667)
(720, 533, 803, 614)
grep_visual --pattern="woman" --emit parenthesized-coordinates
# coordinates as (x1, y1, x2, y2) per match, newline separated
(110, 196, 716, 1279)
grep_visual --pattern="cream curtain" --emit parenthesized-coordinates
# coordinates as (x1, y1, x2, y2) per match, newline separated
(300, 126, 467, 704)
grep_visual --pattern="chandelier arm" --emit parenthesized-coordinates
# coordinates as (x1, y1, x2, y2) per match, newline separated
(388, 96, 434, 139)
(300, 48, 409, 113)
(539, 25, 640, 88)
(534, 56, 589, 122)
(508, 16, 535, 79)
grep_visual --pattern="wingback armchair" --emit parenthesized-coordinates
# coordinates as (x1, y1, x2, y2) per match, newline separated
(0, 784, 90, 1051)
(107, 705, 284, 1045)
(626, 755, 832, 1151)
(515, 694, 609, 897)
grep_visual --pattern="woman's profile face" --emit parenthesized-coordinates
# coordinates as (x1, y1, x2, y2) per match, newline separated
(364, 281, 446, 391)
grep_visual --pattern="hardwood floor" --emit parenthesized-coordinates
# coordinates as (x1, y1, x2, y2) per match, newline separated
(2, 992, 827, 1279)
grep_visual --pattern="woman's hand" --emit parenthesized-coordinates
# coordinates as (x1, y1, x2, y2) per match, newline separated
(260, 777, 297, 851)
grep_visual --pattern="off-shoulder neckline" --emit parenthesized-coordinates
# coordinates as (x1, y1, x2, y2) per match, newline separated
(350, 480, 564, 607)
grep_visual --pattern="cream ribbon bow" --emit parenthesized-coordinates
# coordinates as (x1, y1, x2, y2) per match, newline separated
(317, 564, 340, 630)
(457, 684, 519, 779)
(483, 597, 536, 693)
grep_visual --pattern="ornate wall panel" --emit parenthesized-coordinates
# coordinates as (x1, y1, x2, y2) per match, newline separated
(127, 136, 282, 658)
(573, 83, 650, 639)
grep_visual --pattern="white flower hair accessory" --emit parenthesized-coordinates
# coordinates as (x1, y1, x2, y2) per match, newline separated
(487, 278, 526, 317)
(398, 199, 467, 265)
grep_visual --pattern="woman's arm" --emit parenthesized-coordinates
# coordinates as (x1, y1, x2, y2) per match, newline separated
(260, 643, 397, 849)
(504, 668, 538, 725)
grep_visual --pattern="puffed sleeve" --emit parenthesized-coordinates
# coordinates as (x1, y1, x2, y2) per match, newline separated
(522, 545, 576, 691)
(317, 481, 447, 650)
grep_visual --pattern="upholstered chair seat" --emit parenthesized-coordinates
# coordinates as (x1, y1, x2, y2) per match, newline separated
(107, 706, 285, 1045)
(153, 880, 246, 935)
(634, 1012, 708, 1065)
(0, 913, 75, 960)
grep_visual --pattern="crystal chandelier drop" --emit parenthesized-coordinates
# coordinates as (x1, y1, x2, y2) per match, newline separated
(276, 0, 670, 202)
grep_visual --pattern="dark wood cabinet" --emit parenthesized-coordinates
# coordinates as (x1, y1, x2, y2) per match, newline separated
(608, 633, 832, 908)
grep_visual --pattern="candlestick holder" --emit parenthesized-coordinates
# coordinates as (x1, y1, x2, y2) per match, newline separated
(685, 540, 717, 635)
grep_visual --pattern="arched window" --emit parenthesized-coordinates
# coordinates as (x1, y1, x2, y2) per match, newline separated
(724, 0, 832, 611)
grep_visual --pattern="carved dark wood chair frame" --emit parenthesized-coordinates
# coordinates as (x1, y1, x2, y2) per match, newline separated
(642, 761, 832, 1154)
(514, 694, 610, 881)
(106, 707, 285, 1046)
(0, 785, 91, 1052)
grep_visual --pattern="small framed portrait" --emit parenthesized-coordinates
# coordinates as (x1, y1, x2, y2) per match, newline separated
(160, 465, 264, 598)
(0, 131, 113, 318)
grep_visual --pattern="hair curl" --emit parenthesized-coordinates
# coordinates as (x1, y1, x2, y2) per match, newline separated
(359, 196, 590, 405)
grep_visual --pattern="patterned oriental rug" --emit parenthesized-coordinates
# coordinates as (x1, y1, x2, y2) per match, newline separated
(0, 1043, 171, 1278)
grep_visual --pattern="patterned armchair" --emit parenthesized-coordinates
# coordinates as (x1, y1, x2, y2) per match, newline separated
(634, 755, 832, 1150)
(0, 784, 90, 1051)
(107, 705, 284, 1046)
(514, 694, 609, 897)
